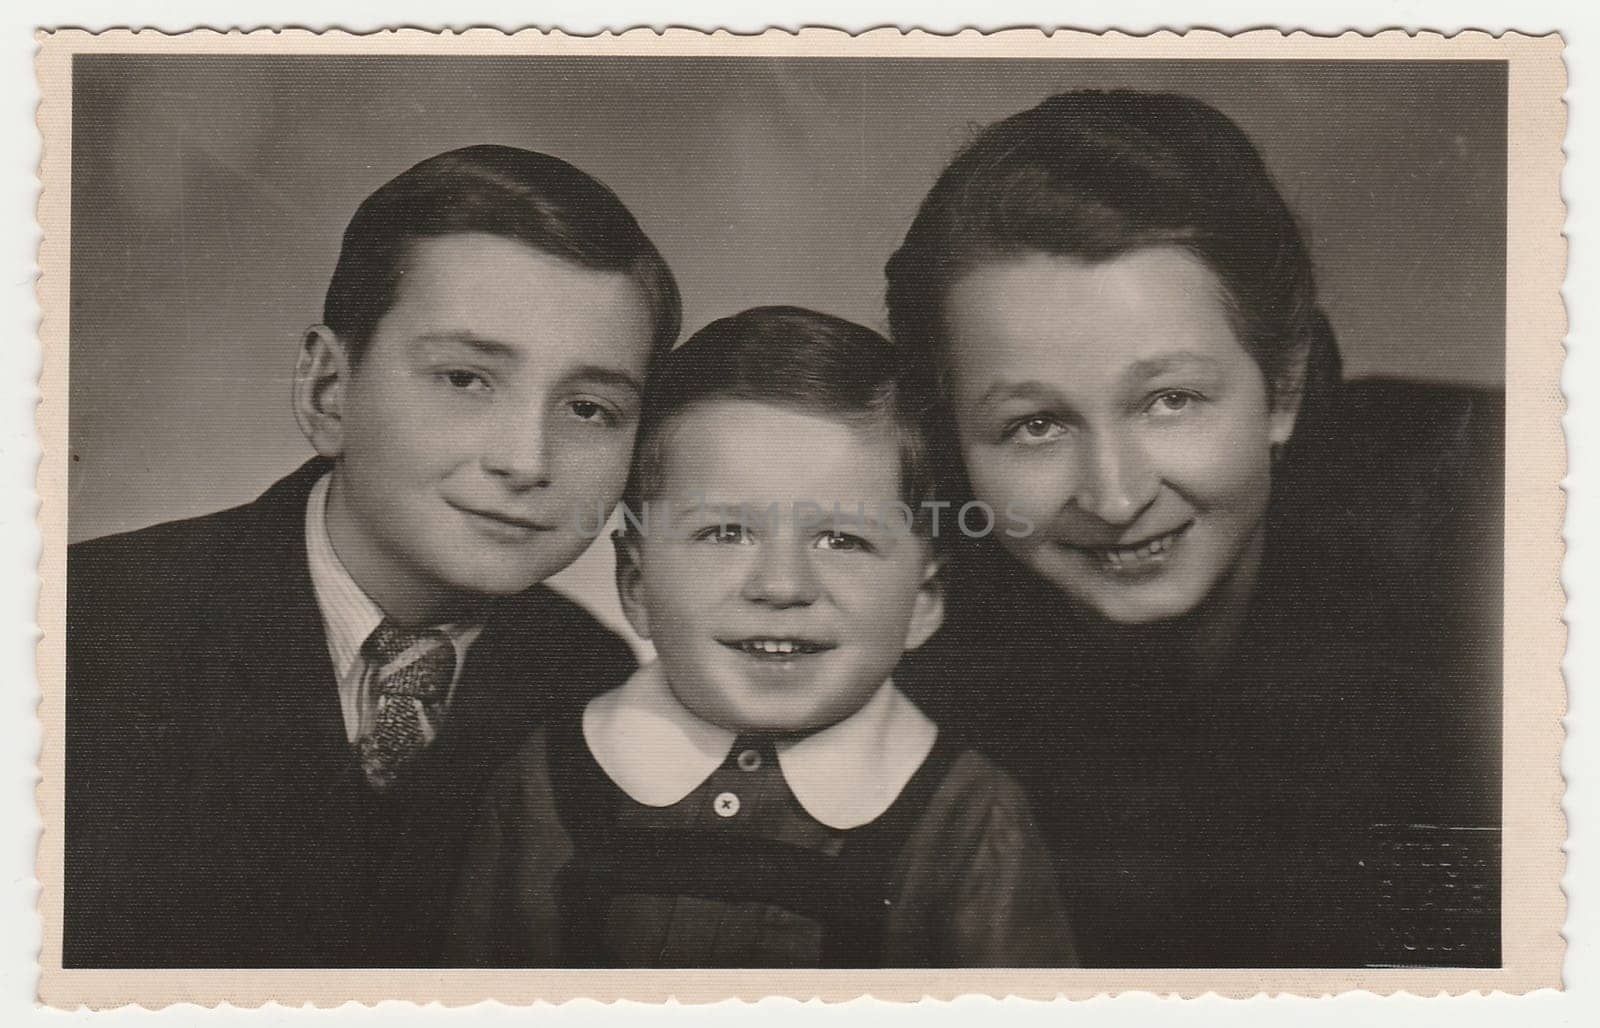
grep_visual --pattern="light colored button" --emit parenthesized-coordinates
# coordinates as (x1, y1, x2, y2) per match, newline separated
(713, 791, 741, 818)
(736, 748, 762, 772)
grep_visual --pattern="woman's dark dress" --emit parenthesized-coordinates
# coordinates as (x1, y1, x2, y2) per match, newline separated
(899, 344, 1503, 968)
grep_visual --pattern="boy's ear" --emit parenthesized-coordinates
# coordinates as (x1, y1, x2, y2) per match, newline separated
(613, 529, 654, 641)
(292, 324, 352, 458)
(902, 553, 945, 653)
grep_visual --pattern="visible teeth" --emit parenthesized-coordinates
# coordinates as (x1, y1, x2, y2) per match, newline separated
(1090, 527, 1180, 566)
(749, 639, 802, 655)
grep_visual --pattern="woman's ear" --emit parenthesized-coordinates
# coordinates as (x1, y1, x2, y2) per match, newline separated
(1268, 337, 1312, 448)
(613, 529, 653, 641)
(293, 325, 352, 458)
(902, 553, 946, 653)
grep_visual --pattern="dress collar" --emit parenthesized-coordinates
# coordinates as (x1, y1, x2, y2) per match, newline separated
(582, 662, 938, 830)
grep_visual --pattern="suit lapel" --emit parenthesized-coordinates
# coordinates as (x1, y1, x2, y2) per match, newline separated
(196, 459, 351, 781)
(179, 461, 367, 951)
(159, 460, 623, 963)
(439, 595, 553, 756)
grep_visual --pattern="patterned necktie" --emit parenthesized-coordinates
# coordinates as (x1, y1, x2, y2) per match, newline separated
(356, 620, 456, 791)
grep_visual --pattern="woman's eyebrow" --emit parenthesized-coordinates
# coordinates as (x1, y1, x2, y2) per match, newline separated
(975, 379, 1064, 406)
(1127, 352, 1222, 378)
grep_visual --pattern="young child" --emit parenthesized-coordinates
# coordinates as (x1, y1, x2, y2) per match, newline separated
(450, 306, 1076, 968)
(65, 145, 680, 967)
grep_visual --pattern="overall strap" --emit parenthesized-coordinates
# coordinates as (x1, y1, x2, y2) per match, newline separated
(568, 830, 873, 922)
(550, 718, 960, 968)
(545, 708, 626, 967)
(819, 729, 960, 968)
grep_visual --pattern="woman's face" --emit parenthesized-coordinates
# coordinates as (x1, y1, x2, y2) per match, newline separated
(942, 247, 1298, 625)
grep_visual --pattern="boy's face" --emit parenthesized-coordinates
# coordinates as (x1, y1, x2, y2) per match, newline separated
(617, 401, 944, 734)
(302, 231, 655, 623)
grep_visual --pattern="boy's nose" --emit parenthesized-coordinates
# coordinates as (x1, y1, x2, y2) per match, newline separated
(741, 541, 821, 608)
(481, 408, 553, 489)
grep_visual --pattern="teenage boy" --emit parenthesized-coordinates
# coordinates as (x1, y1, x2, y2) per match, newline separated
(64, 145, 680, 967)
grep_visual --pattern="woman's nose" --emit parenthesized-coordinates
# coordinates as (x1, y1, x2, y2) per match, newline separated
(1072, 429, 1159, 526)
(741, 538, 821, 608)
(480, 404, 554, 490)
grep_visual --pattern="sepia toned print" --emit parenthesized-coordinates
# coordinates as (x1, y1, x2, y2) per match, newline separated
(35, 27, 1564, 1006)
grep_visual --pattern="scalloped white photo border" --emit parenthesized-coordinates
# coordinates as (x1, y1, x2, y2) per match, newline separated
(29, 25, 1568, 1008)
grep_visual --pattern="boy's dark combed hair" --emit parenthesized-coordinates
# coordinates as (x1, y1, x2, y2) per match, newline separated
(623, 306, 942, 537)
(885, 89, 1317, 408)
(324, 144, 681, 361)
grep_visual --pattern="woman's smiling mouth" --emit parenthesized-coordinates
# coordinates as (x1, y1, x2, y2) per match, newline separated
(1059, 521, 1193, 572)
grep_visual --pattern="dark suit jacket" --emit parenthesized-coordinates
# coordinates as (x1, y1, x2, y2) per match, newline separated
(64, 459, 637, 967)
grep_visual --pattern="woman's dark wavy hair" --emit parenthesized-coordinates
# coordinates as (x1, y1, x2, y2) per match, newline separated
(885, 90, 1326, 410)
(324, 144, 681, 362)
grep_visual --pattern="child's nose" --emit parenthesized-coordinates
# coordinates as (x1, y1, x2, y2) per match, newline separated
(741, 540, 820, 608)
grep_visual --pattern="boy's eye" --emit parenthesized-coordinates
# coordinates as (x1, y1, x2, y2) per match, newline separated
(1003, 415, 1067, 445)
(696, 524, 753, 545)
(816, 531, 871, 553)
(442, 369, 489, 392)
(569, 399, 620, 426)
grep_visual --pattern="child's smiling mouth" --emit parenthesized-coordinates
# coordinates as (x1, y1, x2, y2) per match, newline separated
(719, 637, 837, 660)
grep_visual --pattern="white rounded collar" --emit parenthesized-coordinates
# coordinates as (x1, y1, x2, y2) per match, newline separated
(581, 662, 938, 830)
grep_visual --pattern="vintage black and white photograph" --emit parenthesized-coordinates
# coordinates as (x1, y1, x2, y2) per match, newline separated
(34, 28, 1566, 1004)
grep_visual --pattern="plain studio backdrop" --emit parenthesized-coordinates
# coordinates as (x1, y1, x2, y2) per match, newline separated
(67, 56, 1507, 651)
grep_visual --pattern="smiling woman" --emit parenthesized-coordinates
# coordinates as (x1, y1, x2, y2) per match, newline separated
(888, 89, 1503, 969)
(943, 248, 1293, 630)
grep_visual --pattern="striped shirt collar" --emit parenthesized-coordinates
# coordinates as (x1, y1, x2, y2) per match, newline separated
(305, 473, 386, 686)
(304, 472, 484, 740)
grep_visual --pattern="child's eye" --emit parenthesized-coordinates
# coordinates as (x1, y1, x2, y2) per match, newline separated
(441, 369, 490, 392)
(1003, 415, 1067, 445)
(816, 531, 871, 553)
(695, 524, 753, 545)
(568, 399, 620, 426)
(1147, 390, 1201, 417)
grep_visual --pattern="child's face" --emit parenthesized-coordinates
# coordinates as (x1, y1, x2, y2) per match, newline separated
(305, 231, 655, 623)
(617, 401, 943, 734)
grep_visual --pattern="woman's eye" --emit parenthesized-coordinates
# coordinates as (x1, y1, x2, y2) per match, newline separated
(569, 399, 618, 425)
(442, 370, 489, 392)
(1006, 416, 1067, 445)
(1148, 391, 1198, 416)
(816, 531, 870, 553)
